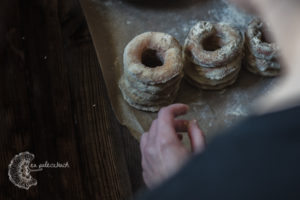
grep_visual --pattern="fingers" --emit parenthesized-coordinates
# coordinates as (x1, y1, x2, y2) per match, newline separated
(188, 120, 206, 153)
(158, 104, 189, 125)
(148, 119, 186, 143)
(149, 119, 158, 134)
(141, 110, 205, 188)
(174, 119, 189, 132)
(155, 104, 189, 139)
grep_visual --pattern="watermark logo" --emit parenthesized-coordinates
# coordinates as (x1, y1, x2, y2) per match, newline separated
(8, 151, 70, 190)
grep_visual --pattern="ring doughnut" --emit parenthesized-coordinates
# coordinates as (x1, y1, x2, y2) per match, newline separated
(124, 32, 183, 84)
(183, 21, 244, 90)
(185, 55, 242, 90)
(124, 72, 183, 95)
(120, 32, 184, 112)
(246, 53, 280, 77)
(185, 69, 240, 90)
(119, 77, 180, 106)
(245, 19, 280, 76)
(184, 21, 243, 68)
(246, 19, 278, 60)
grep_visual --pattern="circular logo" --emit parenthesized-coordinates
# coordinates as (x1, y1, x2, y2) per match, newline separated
(8, 152, 38, 190)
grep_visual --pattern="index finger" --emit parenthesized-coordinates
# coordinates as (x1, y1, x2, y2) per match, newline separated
(156, 104, 189, 138)
(158, 104, 189, 124)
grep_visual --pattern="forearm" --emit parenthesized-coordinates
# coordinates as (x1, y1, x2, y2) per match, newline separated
(245, 0, 300, 113)
(256, 0, 300, 72)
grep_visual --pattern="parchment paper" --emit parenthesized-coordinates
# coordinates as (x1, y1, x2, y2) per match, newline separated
(80, 0, 277, 142)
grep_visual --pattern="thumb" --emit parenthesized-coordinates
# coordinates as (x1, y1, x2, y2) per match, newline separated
(188, 120, 206, 153)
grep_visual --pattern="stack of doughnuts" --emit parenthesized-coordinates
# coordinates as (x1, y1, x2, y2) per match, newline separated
(119, 20, 281, 112)
(245, 19, 280, 76)
(119, 32, 183, 112)
(183, 21, 244, 90)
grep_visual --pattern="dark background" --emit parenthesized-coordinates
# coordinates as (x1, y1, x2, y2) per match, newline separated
(0, 0, 144, 199)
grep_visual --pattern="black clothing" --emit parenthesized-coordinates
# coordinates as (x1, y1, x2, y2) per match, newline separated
(138, 105, 300, 200)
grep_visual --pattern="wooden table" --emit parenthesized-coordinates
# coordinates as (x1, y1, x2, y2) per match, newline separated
(0, 0, 144, 199)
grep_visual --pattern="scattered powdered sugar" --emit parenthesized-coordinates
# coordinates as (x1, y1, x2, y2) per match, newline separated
(168, 19, 199, 41)
(225, 90, 250, 117)
(226, 104, 248, 116)
(103, 0, 113, 7)
(87, 0, 267, 138)
(181, 19, 199, 35)
(208, 0, 253, 30)
(168, 27, 180, 37)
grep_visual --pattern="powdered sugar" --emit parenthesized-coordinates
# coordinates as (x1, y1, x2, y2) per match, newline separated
(208, 0, 253, 30)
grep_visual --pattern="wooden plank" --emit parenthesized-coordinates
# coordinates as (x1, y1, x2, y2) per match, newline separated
(0, 0, 142, 199)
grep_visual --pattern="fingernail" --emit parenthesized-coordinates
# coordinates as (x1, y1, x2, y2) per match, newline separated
(192, 119, 199, 127)
(188, 119, 196, 127)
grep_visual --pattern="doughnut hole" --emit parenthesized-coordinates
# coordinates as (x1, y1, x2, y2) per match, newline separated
(270, 57, 279, 63)
(202, 33, 225, 51)
(141, 49, 164, 68)
(260, 27, 274, 44)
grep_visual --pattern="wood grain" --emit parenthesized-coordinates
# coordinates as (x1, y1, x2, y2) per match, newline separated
(0, 0, 144, 199)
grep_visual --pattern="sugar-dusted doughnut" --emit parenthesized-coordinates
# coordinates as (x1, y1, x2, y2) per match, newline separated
(184, 55, 242, 90)
(124, 72, 183, 95)
(123, 32, 183, 84)
(183, 21, 244, 90)
(246, 53, 280, 77)
(246, 19, 278, 60)
(120, 32, 183, 112)
(245, 19, 280, 76)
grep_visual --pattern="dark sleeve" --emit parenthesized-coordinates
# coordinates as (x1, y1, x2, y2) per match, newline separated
(136, 106, 300, 200)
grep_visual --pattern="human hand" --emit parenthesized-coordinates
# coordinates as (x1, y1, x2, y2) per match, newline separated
(140, 104, 206, 188)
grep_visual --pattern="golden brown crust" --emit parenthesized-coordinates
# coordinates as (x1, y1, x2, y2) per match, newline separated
(119, 77, 180, 112)
(123, 32, 183, 84)
(183, 21, 243, 90)
(184, 71, 239, 90)
(124, 72, 183, 95)
(120, 32, 183, 112)
(119, 76, 181, 104)
(184, 21, 244, 68)
(119, 94, 166, 112)
(184, 57, 241, 90)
